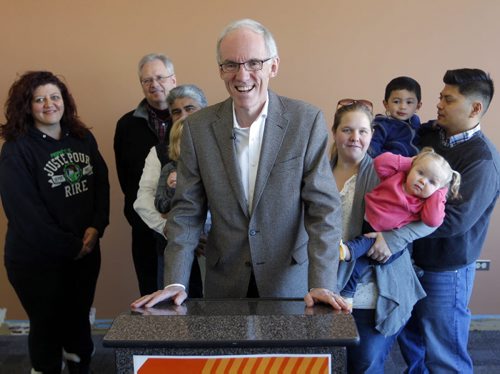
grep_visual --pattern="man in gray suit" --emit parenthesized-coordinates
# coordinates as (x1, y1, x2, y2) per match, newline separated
(132, 19, 348, 311)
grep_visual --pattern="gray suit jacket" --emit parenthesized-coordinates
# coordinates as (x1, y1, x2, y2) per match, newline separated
(164, 91, 342, 298)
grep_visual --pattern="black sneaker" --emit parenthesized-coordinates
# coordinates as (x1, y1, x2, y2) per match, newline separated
(66, 361, 91, 374)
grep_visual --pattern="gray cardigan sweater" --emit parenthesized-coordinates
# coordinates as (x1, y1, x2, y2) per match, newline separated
(332, 154, 433, 336)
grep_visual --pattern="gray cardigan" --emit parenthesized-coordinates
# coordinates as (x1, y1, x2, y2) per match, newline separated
(333, 154, 434, 336)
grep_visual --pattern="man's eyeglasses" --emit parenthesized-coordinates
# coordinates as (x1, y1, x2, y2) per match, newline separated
(219, 58, 273, 73)
(336, 98, 373, 113)
(140, 74, 174, 86)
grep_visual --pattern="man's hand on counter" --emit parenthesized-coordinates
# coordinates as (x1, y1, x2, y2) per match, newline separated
(304, 288, 351, 312)
(132, 304, 188, 316)
(130, 285, 188, 309)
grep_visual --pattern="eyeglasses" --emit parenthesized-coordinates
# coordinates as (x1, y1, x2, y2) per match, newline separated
(140, 74, 174, 86)
(336, 98, 373, 113)
(219, 58, 273, 73)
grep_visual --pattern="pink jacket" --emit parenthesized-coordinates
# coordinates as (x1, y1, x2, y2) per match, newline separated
(365, 152, 447, 231)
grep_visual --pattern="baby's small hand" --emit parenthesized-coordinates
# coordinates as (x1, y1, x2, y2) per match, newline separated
(167, 171, 177, 188)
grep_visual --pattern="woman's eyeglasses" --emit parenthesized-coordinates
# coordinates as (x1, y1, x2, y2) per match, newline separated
(336, 98, 373, 113)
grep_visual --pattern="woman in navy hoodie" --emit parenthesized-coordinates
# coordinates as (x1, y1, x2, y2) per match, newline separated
(0, 71, 109, 374)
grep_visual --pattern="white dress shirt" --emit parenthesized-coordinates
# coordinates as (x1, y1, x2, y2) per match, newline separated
(232, 95, 269, 214)
(164, 96, 269, 291)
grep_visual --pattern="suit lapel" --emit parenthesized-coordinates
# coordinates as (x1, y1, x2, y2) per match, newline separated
(252, 92, 288, 213)
(212, 98, 250, 216)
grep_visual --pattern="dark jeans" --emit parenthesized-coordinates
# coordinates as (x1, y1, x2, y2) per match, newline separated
(132, 223, 160, 296)
(246, 271, 259, 298)
(342, 221, 402, 297)
(187, 257, 203, 298)
(6, 247, 100, 373)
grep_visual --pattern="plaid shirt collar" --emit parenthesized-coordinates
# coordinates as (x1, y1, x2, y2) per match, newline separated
(147, 104, 171, 143)
(439, 123, 481, 148)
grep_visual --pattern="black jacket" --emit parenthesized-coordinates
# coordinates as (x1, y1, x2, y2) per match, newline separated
(113, 100, 170, 227)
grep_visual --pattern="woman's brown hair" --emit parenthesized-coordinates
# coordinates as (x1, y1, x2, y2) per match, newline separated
(1, 71, 88, 141)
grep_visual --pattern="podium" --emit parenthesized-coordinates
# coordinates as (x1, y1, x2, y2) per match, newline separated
(103, 298, 359, 373)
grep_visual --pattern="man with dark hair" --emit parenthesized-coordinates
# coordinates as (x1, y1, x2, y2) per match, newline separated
(400, 68, 500, 373)
(114, 53, 176, 296)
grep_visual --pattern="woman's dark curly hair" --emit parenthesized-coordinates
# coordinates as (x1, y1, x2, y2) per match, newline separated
(1, 71, 88, 141)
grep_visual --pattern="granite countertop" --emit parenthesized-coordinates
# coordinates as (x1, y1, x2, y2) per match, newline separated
(103, 298, 359, 348)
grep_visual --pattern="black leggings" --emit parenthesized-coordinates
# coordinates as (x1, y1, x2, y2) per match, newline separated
(6, 247, 100, 373)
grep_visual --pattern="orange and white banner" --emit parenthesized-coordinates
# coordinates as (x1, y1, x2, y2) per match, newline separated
(133, 354, 331, 373)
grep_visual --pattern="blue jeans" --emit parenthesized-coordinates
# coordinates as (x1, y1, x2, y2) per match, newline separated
(347, 309, 401, 373)
(398, 262, 476, 373)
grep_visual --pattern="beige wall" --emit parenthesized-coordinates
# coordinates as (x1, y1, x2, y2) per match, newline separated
(1, 0, 500, 319)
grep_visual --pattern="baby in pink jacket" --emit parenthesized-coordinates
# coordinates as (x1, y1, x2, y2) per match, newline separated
(340, 147, 461, 300)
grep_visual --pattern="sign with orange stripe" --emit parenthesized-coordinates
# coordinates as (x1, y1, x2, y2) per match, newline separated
(133, 354, 331, 373)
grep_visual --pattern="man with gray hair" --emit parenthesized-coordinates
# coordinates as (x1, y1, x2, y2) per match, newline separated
(114, 53, 176, 296)
(133, 19, 348, 311)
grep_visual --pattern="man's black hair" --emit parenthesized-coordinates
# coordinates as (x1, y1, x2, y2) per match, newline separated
(443, 68, 494, 113)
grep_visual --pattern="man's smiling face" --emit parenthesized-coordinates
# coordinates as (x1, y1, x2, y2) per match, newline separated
(218, 27, 279, 119)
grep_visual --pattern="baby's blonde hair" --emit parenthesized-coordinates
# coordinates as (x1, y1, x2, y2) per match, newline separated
(413, 147, 461, 199)
(168, 119, 185, 161)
